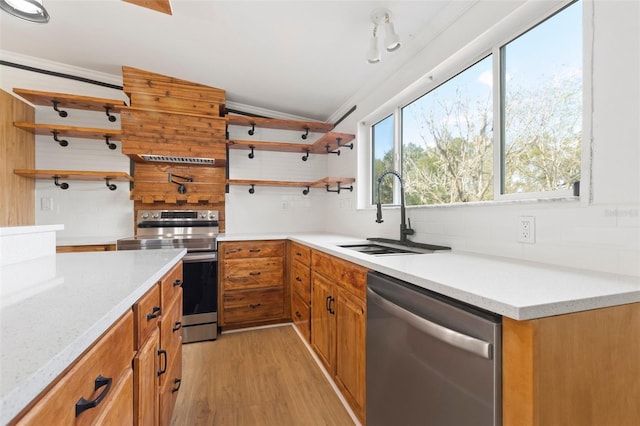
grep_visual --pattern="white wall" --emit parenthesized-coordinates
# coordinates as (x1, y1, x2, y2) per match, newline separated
(0, 51, 133, 239)
(327, 0, 640, 277)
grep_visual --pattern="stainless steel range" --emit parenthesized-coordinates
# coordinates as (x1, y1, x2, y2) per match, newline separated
(117, 209, 219, 343)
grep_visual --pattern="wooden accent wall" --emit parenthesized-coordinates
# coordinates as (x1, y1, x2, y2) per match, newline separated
(121, 67, 227, 231)
(1, 89, 35, 226)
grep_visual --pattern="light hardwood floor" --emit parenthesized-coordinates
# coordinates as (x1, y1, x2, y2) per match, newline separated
(171, 325, 355, 426)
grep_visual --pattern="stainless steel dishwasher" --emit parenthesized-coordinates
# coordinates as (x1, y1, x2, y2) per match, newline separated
(366, 272, 501, 426)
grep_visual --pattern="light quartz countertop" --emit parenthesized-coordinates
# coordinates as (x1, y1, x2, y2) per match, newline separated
(219, 232, 640, 321)
(56, 235, 127, 247)
(0, 248, 186, 425)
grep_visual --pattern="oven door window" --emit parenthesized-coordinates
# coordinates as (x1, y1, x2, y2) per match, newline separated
(182, 257, 217, 316)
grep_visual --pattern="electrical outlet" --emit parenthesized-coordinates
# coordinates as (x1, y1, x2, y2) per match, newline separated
(40, 197, 53, 211)
(518, 216, 535, 243)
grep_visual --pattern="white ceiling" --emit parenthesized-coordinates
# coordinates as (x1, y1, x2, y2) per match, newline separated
(0, 0, 473, 122)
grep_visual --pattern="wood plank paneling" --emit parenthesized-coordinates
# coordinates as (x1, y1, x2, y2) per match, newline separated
(1, 89, 35, 226)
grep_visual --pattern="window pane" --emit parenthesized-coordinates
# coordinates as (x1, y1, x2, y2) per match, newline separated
(401, 56, 494, 205)
(502, 1, 582, 194)
(372, 115, 395, 204)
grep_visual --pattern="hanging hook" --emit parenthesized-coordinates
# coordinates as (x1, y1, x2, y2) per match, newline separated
(301, 127, 310, 140)
(248, 123, 256, 136)
(51, 130, 68, 147)
(302, 186, 310, 195)
(168, 173, 193, 194)
(249, 184, 255, 194)
(53, 176, 69, 190)
(326, 144, 340, 155)
(104, 135, 117, 150)
(336, 137, 353, 150)
(51, 101, 68, 118)
(302, 150, 310, 161)
(248, 146, 255, 159)
(104, 106, 117, 123)
(105, 178, 117, 191)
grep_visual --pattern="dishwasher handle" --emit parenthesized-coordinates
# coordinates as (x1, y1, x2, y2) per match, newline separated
(367, 287, 493, 360)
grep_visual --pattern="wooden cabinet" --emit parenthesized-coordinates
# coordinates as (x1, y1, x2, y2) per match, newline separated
(290, 241, 312, 342)
(133, 328, 159, 426)
(219, 240, 288, 329)
(13, 311, 135, 425)
(310, 249, 368, 423)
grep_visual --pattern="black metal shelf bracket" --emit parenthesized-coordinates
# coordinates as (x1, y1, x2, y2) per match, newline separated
(53, 176, 69, 190)
(303, 186, 310, 195)
(52, 100, 68, 118)
(248, 123, 256, 136)
(248, 146, 255, 159)
(301, 127, 310, 140)
(105, 178, 117, 191)
(104, 135, 117, 150)
(336, 137, 353, 150)
(104, 106, 117, 123)
(326, 144, 340, 156)
(302, 150, 310, 161)
(249, 184, 255, 194)
(325, 182, 353, 194)
(51, 130, 68, 147)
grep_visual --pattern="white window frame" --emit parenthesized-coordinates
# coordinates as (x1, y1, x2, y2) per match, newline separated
(360, 0, 586, 209)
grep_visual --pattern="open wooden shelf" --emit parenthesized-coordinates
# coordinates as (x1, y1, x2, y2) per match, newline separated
(14, 169, 133, 181)
(13, 88, 127, 115)
(13, 122, 121, 140)
(227, 114, 334, 134)
(227, 177, 355, 194)
(228, 131, 355, 158)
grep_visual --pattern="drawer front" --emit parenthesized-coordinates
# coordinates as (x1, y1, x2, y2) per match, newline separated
(312, 250, 368, 299)
(91, 367, 134, 426)
(290, 259, 310, 303)
(160, 262, 183, 310)
(223, 288, 284, 324)
(134, 284, 161, 349)
(159, 347, 183, 426)
(222, 240, 284, 259)
(159, 288, 183, 354)
(15, 311, 134, 425)
(290, 241, 311, 266)
(291, 293, 311, 343)
(223, 257, 283, 290)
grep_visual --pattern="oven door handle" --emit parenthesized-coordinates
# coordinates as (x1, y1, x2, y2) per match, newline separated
(183, 253, 218, 263)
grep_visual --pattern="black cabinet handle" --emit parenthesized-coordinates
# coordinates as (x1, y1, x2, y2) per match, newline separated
(171, 378, 182, 393)
(249, 271, 261, 276)
(173, 279, 183, 287)
(328, 296, 336, 315)
(295, 311, 302, 319)
(157, 349, 167, 376)
(227, 248, 242, 254)
(296, 252, 302, 257)
(325, 296, 331, 312)
(172, 321, 182, 332)
(295, 276, 302, 282)
(75, 375, 112, 417)
(249, 248, 261, 253)
(249, 303, 261, 309)
(147, 306, 161, 321)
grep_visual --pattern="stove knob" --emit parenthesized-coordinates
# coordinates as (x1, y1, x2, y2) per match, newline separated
(200, 212, 207, 219)
(209, 213, 216, 219)
(141, 212, 149, 219)
(152, 213, 160, 219)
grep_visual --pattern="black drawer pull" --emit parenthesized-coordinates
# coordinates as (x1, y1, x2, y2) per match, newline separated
(295, 276, 302, 282)
(295, 311, 302, 318)
(172, 321, 182, 332)
(147, 306, 161, 321)
(75, 375, 112, 417)
(325, 296, 331, 312)
(173, 279, 183, 287)
(249, 271, 261, 276)
(227, 248, 242, 254)
(296, 252, 302, 257)
(171, 378, 182, 393)
(249, 303, 261, 309)
(157, 349, 167, 376)
(249, 248, 261, 253)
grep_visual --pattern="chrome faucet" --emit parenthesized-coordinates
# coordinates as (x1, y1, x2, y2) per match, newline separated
(375, 170, 414, 243)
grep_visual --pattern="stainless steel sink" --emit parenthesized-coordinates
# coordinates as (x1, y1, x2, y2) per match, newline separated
(338, 239, 450, 256)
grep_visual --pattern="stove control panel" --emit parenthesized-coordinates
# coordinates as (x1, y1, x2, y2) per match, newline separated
(137, 209, 219, 223)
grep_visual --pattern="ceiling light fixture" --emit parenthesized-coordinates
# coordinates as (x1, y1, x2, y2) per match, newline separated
(0, 0, 49, 23)
(367, 8, 401, 64)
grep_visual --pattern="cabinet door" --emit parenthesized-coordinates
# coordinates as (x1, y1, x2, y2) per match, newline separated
(310, 272, 336, 375)
(335, 288, 366, 421)
(134, 328, 159, 426)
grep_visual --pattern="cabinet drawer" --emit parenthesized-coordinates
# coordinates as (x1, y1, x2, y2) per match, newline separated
(312, 250, 368, 299)
(223, 288, 284, 324)
(222, 240, 284, 259)
(223, 257, 283, 290)
(15, 311, 134, 425)
(291, 259, 310, 303)
(159, 288, 183, 354)
(159, 346, 183, 426)
(292, 293, 311, 343)
(160, 262, 183, 310)
(290, 241, 311, 266)
(134, 284, 161, 349)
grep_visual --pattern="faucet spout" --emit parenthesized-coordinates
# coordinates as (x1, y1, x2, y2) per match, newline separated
(375, 170, 414, 242)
